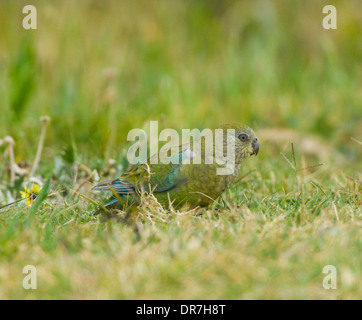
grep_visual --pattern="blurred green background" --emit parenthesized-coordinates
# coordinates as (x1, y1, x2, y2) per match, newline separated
(0, 0, 361, 163)
(0, 0, 361, 300)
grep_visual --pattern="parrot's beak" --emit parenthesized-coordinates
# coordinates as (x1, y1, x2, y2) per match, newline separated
(251, 137, 259, 156)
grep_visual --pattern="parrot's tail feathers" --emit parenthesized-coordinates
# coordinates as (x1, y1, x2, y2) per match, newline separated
(93, 179, 135, 195)
(110, 180, 136, 194)
(93, 180, 113, 191)
(104, 198, 120, 207)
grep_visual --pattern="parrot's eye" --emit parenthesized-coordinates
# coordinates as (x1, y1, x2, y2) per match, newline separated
(238, 133, 248, 141)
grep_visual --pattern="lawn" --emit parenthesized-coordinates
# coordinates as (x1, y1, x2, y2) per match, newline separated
(0, 0, 361, 299)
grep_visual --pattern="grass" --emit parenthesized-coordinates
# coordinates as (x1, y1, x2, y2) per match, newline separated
(0, 0, 361, 299)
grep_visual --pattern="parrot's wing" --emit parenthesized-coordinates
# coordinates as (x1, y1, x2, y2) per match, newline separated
(94, 144, 196, 195)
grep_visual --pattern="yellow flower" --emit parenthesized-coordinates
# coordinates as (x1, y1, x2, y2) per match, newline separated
(20, 184, 41, 206)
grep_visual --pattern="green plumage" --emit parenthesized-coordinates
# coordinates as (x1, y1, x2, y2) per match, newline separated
(94, 124, 259, 208)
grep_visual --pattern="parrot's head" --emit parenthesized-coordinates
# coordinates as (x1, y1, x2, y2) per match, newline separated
(217, 123, 259, 159)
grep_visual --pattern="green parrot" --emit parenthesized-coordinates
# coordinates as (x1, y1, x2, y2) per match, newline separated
(94, 123, 259, 208)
